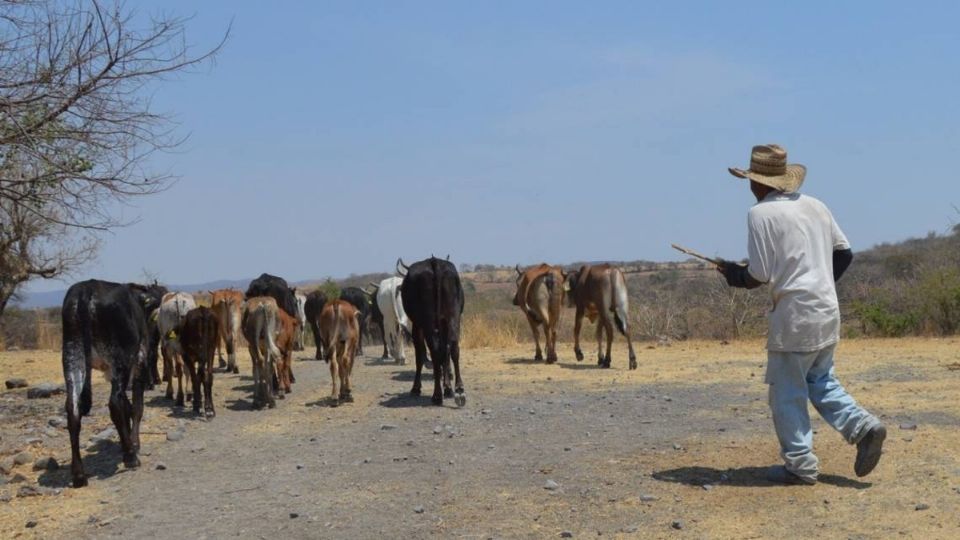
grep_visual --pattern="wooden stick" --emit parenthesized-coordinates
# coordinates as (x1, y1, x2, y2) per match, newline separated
(671, 243, 722, 267)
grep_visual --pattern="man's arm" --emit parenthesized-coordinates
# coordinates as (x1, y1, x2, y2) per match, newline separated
(833, 248, 853, 282)
(718, 261, 764, 289)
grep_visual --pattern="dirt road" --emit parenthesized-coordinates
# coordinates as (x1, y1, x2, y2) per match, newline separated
(2, 339, 960, 538)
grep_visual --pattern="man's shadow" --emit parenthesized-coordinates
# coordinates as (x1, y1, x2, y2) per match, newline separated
(653, 466, 872, 489)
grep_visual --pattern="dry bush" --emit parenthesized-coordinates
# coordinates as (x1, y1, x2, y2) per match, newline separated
(460, 312, 525, 349)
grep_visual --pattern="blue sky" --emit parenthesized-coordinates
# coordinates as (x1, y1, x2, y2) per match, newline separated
(28, 1, 960, 291)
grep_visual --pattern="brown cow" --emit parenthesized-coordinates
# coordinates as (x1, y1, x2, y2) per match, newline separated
(211, 289, 244, 374)
(241, 296, 282, 409)
(319, 299, 360, 407)
(179, 306, 221, 418)
(565, 264, 637, 370)
(274, 309, 300, 395)
(513, 263, 565, 363)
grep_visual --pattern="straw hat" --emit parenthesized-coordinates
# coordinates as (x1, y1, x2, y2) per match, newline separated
(728, 144, 806, 193)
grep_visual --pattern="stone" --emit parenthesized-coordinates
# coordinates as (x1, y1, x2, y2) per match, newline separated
(43, 428, 60, 438)
(166, 430, 185, 442)
(413, 505, 425, 514)
(702, 484, 714, 491)
(560, 532, 573, 538)
(26, 383, 63, 399)
(17, 485, 46, 497)
(671, 520, 683, 530)
(915, 503, 930, 511)
(91, 427, 117, 443)
(10, 473, 28, 483)
(639, 494, 659, 502)
(155, 463, 167, 471)
(0, 457, 15, 475)
(380, 424, 397, 430)
(33, 457, 58, 471)
(544, 480, 560, 491)
(621, 525, 639, 533)
(289, 512, 299, 519)
(25, 520, 37, 528)
(47, 417, 67, 429)
(5, 378, 28, 389)
(433, 426, 442, 434)
(14, 452, 32, 466)
(900, 423, 918, 431)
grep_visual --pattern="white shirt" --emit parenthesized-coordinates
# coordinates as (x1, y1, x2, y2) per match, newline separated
(746, 192, 850, 352)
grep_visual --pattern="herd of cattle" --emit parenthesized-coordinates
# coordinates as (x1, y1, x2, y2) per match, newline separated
(57, 257, 637, 488)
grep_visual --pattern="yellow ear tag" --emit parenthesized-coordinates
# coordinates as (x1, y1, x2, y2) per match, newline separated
(167, 330, 177, 340)
(562, 282, 571, 292)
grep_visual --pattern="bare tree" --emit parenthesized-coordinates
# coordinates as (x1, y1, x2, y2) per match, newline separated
(0, 0, 227, 321)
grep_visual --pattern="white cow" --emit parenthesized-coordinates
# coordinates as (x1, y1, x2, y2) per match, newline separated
(156, 291, 197, 405)
(293, 290, 307, 351)
(375, 277, 412, 365)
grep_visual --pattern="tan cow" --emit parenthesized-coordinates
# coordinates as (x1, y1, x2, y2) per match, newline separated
(211, 289, 244, 374)
(513, 263, 565, 363)
(319, 299, 360, 407)
(564, 264, 637, 370)
(241, 296, 282, 409)
(274, 309, 300, 395)
(157, 292, 196, 405)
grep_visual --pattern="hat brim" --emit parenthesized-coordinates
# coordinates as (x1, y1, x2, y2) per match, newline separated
(728, 163, 806, 193)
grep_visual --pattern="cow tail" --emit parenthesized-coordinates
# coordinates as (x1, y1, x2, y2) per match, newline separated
(76, 293, 93, 417)
(265, 307, 281, 360)
(612, 269, 629, 336)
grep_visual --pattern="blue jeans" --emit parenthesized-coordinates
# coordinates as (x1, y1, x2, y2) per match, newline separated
(765, 344, 881, 481)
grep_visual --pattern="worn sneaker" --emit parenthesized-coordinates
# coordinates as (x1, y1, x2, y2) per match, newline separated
(855, 424, 887, 477)
(766, 465, 816, 485)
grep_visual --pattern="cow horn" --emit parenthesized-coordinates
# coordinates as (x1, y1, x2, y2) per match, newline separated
(515, 264, 523, 276)
(368, 281, 380, 290)
(446, 254, 450, 261)
(396, 258, 409, 276)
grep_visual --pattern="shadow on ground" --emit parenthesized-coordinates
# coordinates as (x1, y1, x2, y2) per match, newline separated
(379, 392, 438, 408)
(38, 439, 133, 488)
(653, 466, 872, 489)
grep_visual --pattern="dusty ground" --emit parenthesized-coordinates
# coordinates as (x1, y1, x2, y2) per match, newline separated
(1, 338, 959, 539)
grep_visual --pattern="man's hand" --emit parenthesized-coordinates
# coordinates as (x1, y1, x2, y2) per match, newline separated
(717, 259, 764, 289)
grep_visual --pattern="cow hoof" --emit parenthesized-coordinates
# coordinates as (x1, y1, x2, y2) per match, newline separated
(176, 398, 185, 408)
(454, 392, 466, 407)
(341, 394, 354, 403)
(444, 387, 454, 398)
(232, 366, 239, 375)
(123, 455, 140, 469)
(205, 409, 215, 419)
(411, 387, 421, 397)
(629, 360, 638, 370)
(72, 475, 88, 488)
(267, 401, 276, 409)
(534, 353, 544, 362)
(546, 355, 557, 364)
(186, 393, 193, 402)
(218, 358, 227, 369)
(277, 393, 285, 400)
(575, 349, 584, 362)
(431, 395, 443, 406)
(330, 399, 340, 408)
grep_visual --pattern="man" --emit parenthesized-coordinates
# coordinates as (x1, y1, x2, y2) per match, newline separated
(718, 144, 886, 485)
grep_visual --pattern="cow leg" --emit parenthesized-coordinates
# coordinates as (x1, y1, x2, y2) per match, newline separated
(311, 321, 324, 361)
(186, 359, 201, 415)
(342, 339, 355, 402)
(573, 308, 585, 361)
(619, 322, 638, 371)
(175, 352, 186, 407)
(426, 334, 445, 406)
(131, 372, 146, 453)
(64, 350, 89, 488)
(162, 343, 174, 400)
(451, 339, 466, 407)
(203, 358, 215, 418)
(526, 314, 543, 361)
(411, 326, 426, 397)
(217, 330, 226, 369)
(602, 317, 614, 368)
(225, 336, 238, 374)
(546, 322, 558, 364)
(265, 353, 278, 409)
(250, 347, 263, 409)
(108, 378, 139, 469)
(329, 346, 340, 407)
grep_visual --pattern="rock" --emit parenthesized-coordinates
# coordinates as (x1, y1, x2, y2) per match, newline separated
(432, 426, 442, 435)
(26, 383, 63, 399)
(900, 423, 918, 431)
(702, 484, 714, 491)
(672, 444, 683, 451)
(560, 532, 574, 538)
(671, 520, 683, 530)
(17, 485, 52, 497)
(25, 520, 37, 528)
(166, 430, 184, 442)
(915, 503, 930, 511)
(87, 516, 99, 524)
(564, 447, 572, 452)
(47, 417, 67, 429)
(10, 473, 29, 483)
(481, 408, 492, 415)
(413, 505, 425, 514)
(639, 494, 659, 502)
(544, 480, 560, 491)
(91, 427, 117, 443)
(0, 493, 10, 503)
(621, 525, 639, 533)
(296, 464, 304, 470)
(5, 378, 28, 389)
(43, 428, 60, 438)
(33, 457, 58, 471)
(0, 457, 15, 475)
(24, 437, 42, 445)
(289, 512, 299, 519)
(380, 424, 397, 431)
(155, 463, 167, 471)
(14, 451, 32, 465)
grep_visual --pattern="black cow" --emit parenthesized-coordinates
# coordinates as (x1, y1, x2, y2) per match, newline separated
(339, 286, 370, 356)
(245, 273, 298, 318)
(398, 257, 465, 406)
(366, 286, 389, 360)
(61, 279, 167, 488)
(303, 290, 328, 361)
(179, 306, 221, 418)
